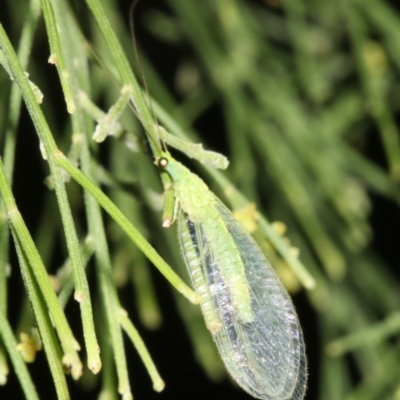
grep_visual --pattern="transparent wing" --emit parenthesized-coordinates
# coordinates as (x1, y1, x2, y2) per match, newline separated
(177, 210, 224, 333)
(177, 197, 307, 400)
(215, 200, 307, 400)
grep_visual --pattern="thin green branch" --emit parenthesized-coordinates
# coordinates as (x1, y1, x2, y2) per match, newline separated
(80, 142, 132, 400)
(0, 0, 41, 346)
(0, 23, 101, 377)
(0, 154, 81, 378)
(38, 0, 75, 113)
(341, 0, 400, 181)
(327, 312, 400, 357)
(11, 230, 70, 400)
(53, 150, 199, 304)
(119, 308, 165, 392)
(49, 0, 103, 376)
(84, 0, 161, 155)
(0, 309, 39, 400)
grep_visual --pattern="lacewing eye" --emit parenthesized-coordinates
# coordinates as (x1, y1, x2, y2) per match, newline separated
(158, 157, 168, 169)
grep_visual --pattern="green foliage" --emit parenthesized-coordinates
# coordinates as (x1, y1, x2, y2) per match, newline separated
(1, 0, 400, 399)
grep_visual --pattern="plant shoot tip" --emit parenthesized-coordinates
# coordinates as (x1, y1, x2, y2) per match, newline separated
(153, 380, 165, 392)
(162, 218, 172, 228)
(89, 360, 102, 374)
(74, 290, 84, 302)
(48, 54, 56, 64)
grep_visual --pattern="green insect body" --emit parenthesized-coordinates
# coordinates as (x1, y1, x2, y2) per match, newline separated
(162, 153, 253, 330)
(158, 152, 307, 400)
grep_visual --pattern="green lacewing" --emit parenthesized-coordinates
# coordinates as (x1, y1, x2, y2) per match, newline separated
(157, 152, 307, 400)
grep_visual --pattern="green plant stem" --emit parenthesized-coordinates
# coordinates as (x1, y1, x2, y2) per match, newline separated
(118, 309, 165, 392)
(0, 308, 40, 400)
(80, 141, 132, 400)
(0, 153, 82, 377)
(38, 0, 75, 113)
(326, 312, 400, 356)
(341, 0, 400, 181)
(0, 4, 41, 378)
(84, 0, 161, 155)
(57, 237, 95, 309)
(53, 150, 199, 304)
(11, 230, 70, 400)
(0, 22, 106, 378)
(49, 0, 104, 375)
(93, 85, 133, 143)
